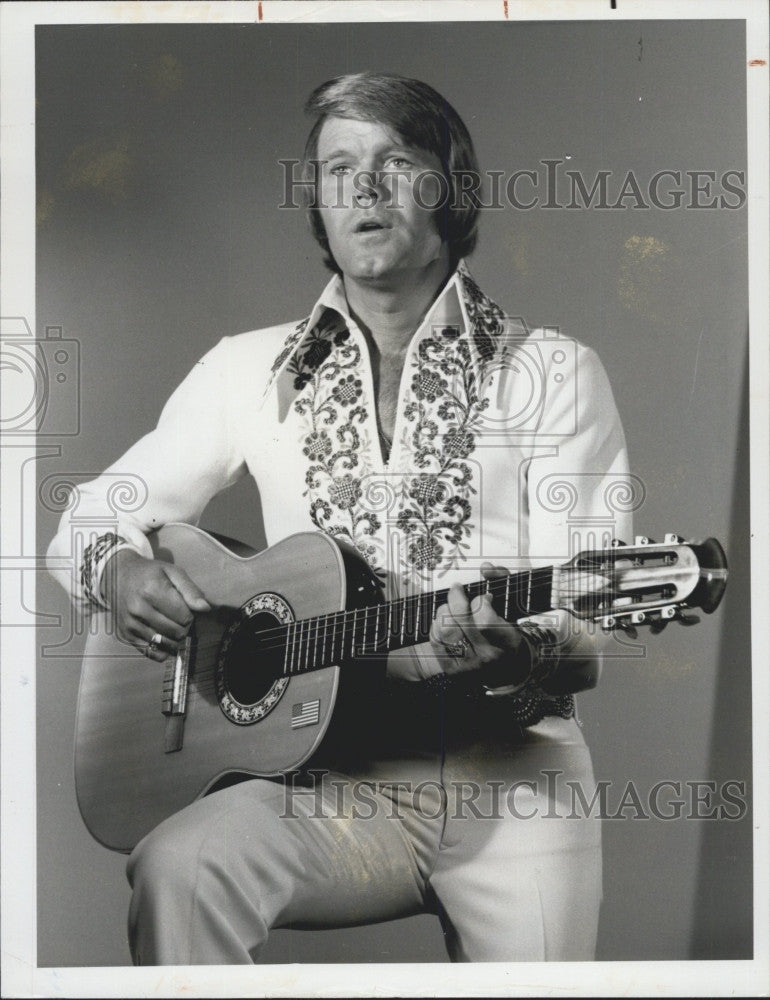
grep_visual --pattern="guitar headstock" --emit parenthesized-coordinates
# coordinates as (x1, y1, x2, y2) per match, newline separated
(558, 533, 728, 633)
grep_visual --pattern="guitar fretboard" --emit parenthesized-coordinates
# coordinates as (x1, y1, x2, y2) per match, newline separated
(275, 567, 554, 676)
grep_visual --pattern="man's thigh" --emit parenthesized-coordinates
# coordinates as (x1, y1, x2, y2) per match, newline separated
(129, 771, 431, 931)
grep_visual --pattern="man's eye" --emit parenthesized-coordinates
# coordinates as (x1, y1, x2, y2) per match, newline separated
(329, 164, 351, 176)
(387, 157, 413, 169)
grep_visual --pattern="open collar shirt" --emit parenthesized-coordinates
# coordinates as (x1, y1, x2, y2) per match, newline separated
(49, 263, 634, 619)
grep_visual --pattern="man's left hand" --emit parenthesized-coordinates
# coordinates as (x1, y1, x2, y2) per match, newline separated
(429, 562, 530, 681)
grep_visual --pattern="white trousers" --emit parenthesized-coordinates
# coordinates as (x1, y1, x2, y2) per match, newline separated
(126, 716, 602, 964)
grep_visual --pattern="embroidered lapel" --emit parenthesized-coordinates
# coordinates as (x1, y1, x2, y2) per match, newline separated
(261, 264, 514, 586)
(389, 265, 512, 585)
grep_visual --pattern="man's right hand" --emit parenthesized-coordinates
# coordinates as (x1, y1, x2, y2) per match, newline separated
(100, 548, 211, 662)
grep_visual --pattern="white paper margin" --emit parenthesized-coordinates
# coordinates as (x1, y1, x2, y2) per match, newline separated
(1, 1, 768, 997)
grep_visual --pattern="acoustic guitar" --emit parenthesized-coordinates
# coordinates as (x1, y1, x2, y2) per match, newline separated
(74, 523, 728, 851)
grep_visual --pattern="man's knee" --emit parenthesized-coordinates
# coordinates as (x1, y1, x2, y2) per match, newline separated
(127, 814, 210, 900)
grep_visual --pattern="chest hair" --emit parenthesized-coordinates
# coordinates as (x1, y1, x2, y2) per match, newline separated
(373, 347, 408, 446)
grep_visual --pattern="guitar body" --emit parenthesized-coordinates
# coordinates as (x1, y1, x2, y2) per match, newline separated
(73, 523, 727, 853)
(74, 525, 381, 853)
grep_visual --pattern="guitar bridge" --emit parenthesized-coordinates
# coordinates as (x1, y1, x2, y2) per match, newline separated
(161, 633, 192, 753)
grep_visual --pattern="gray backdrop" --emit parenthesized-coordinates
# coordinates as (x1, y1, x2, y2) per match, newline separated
(35, 19, 751, 966)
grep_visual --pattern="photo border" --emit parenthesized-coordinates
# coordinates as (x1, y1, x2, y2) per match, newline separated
(2, 1, 768, 996)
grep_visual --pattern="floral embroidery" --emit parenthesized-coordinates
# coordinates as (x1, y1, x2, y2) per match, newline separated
(458, 262, 506, 361)
(302, 430, 333, 460)
(396, 269, 507, 584)
(267, 268, 511, 586)
(411, 369, 448, 403)
(270, 318, 308, 376)
(331, 375, 363, 407)
(288, 309, 384, 572)
(328, 473, 362, 510)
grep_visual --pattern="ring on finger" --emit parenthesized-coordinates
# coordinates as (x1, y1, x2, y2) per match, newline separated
(145, 632, 164, 656)
(442, 636, 470, 658)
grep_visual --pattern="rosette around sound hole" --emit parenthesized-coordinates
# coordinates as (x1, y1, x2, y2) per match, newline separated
(215, 593, 293, 725)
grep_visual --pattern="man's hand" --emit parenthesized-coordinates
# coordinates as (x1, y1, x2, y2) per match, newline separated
(101, 548, 211, 662)
(429, 563, 531, 684)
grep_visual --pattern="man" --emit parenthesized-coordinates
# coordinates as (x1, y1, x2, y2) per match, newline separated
(48, 73, 632, 963)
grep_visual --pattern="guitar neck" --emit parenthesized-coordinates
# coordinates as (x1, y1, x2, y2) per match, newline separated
(280, 566, 554, 676)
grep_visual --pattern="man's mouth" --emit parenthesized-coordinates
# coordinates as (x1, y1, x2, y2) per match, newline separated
(354, 219, 391, 233)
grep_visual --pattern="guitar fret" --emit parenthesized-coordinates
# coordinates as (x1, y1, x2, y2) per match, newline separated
(504, 574, 510, 620)
(351, 609, 357, 659)
(400, 599, 406, 646)
(375, 605, 381, 654)
(287, 621, 293, 674)
(283, 622, 291, 676)
(361, 608, 371, 656)
(526, 572, 532, 615)
(298, 619, 305, 673)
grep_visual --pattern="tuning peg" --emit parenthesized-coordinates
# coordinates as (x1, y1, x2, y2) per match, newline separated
(611, 539, 627, 548)
(648, 606, 676, 635)
(664, 533, 684, 544)
(617, 620, 638, 639)
(634, 536, 655, 546)
(677, 612, 701, 626)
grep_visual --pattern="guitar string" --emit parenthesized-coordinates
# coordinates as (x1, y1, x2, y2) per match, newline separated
(157, 555, 672, 687)
(177, 570, 564, 666)
(164, 552, 641, 659)
(198, 566, 557, 647)
(183, 570, 550, 648)
(184, 558, 627, 655)
(180, 562, 634, 662)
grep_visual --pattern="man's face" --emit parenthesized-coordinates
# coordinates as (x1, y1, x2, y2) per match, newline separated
(315, 116, 446, 284)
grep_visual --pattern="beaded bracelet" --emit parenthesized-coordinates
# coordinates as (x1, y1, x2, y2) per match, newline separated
(417, 671, 574, 728)
(80, 531, 130, 608)
(516, 621, 562, 689)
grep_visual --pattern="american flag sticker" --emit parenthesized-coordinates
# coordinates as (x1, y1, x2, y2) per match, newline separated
(291, 700, 321, 729)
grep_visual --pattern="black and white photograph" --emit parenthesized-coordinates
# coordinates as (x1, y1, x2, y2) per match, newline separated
(1, 1, 768, 996)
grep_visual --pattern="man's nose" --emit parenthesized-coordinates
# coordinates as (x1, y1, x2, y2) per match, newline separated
(353, 169, 387, 207)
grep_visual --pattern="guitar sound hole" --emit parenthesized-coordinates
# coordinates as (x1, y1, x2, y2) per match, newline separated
(215, 593, 293, 726)
(223, 612, 284, 706)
